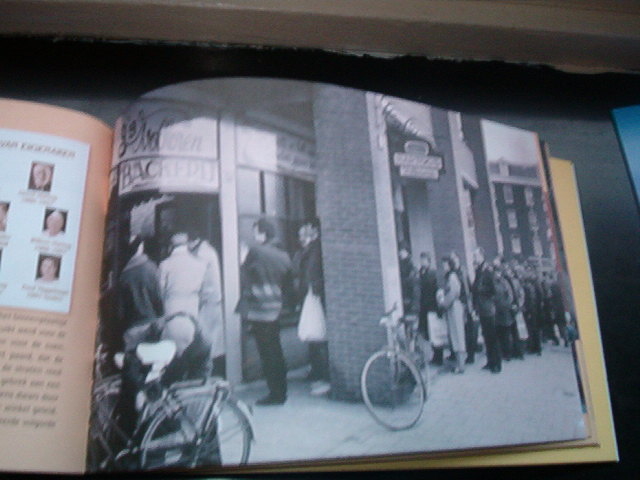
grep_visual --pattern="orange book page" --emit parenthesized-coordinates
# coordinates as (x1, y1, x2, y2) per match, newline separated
(0, 99, 112, 473)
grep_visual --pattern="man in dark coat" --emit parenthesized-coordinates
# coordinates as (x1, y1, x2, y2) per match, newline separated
(116, 236, 164, 351)
(549, 275, 568, 346)
(398, 243, 419, 316)
(292, 219, 330, 395)
(523, 266, 542, 355)
(237, 217, 293, 405)
(418, 252, 438, 341)
(471, 247, 501, 373)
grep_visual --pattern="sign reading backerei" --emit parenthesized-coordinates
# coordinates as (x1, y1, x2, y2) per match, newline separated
(115, 109, 219, 195)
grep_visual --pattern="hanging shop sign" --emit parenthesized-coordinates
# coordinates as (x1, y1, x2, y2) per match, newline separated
(393, 152, 443, 180)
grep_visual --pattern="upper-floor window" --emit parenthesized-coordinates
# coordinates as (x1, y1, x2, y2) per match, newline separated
(507, 209, 518, 229)
(503, 184, 514, 204)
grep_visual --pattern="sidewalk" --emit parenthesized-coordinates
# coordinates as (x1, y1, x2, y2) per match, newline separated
(233, 344, 586, 465)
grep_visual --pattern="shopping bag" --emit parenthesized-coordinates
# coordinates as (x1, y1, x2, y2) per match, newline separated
(428, 312, 448, 347)
(515, 311, 528, 340)
(297, 290, 327, 342)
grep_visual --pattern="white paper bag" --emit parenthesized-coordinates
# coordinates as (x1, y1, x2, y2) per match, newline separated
(297, 290, 327, 342)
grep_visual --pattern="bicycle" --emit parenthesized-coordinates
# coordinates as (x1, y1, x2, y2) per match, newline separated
(87, 351, 253, 471)
(360, 303, 430, 431)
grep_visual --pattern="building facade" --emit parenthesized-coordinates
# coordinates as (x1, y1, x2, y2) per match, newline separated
(101, 79, 559, 400)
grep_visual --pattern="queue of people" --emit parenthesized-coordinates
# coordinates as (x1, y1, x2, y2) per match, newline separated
(399, 245, 574, 375)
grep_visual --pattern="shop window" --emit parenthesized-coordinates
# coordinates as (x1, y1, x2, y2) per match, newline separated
(503, 184, 514, 204)
(507, 209, 518, 229)
(263, 172, 287, 217)
(236, 168, 261, 215)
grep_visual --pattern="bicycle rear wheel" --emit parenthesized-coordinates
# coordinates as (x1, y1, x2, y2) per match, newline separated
(139, 392, 218, 470)
(360, 350, 426, 431)
(138, 392, 252, 469)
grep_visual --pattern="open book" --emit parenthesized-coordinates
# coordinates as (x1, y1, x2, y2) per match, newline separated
(0, 78, 616, 474)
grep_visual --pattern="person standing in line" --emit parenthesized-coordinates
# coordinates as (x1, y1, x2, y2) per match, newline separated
(522, 265, 543, 355)
(418, 252, 443, 364)
(398, 243, 420, 318)
(189, 232, 226, 378)
(471, 247, 501, 374)
(540, 272, 559, 345)
(438, 255, 466, 374)
(236, 218, 293, 406)
(493, 260, 517, 362)
(450, 251, 479, 365)
(293, 219, 330, 396)
(503, 263, 525, 360)
(158, 232, 214, 319)
(549, 273, 568, 346)
(117, 236, 164, 351)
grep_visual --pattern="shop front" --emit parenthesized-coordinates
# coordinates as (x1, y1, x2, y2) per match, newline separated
(102, 85, 320, 386)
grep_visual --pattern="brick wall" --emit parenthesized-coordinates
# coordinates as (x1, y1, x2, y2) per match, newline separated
(312, 85, 387, 400)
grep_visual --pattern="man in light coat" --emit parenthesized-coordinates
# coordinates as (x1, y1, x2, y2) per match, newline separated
(189, 233, 226, 378)
(158, 232, 214, 320)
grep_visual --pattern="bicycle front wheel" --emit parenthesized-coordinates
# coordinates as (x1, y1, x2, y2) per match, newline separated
(217, 398, 252, 466)
(360, 350, 426, 431)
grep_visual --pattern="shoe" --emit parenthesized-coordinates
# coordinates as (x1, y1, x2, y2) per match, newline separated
(452, 367, 465, 374)
(490, 366, 501, 374)
(465, 357, 475, 365)
(256, 395, 286, 406)
(310, 381, 331, 396)
(481, 364, 492, 370)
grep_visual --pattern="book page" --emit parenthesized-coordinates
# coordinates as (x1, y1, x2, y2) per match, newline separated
(0, 99, 111, 473)
(88, 78, 592, 473)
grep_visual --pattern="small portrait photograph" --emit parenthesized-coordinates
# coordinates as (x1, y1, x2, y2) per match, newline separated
(36, 254, 61, 283)
(28, 161, 54, 192)
(42, 208, 67, 237)
(0, 201, 9, 232)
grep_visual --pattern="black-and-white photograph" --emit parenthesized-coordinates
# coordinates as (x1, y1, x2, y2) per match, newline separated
(28, 161, 54, 192)
(36, 253, 61, 282)
(87, 79, 587, 473)
(42, 208, 67, 237)
(0, 201, 9, 232)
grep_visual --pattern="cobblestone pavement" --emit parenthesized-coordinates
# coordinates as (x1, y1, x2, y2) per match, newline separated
(234, 343, 586, 465)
